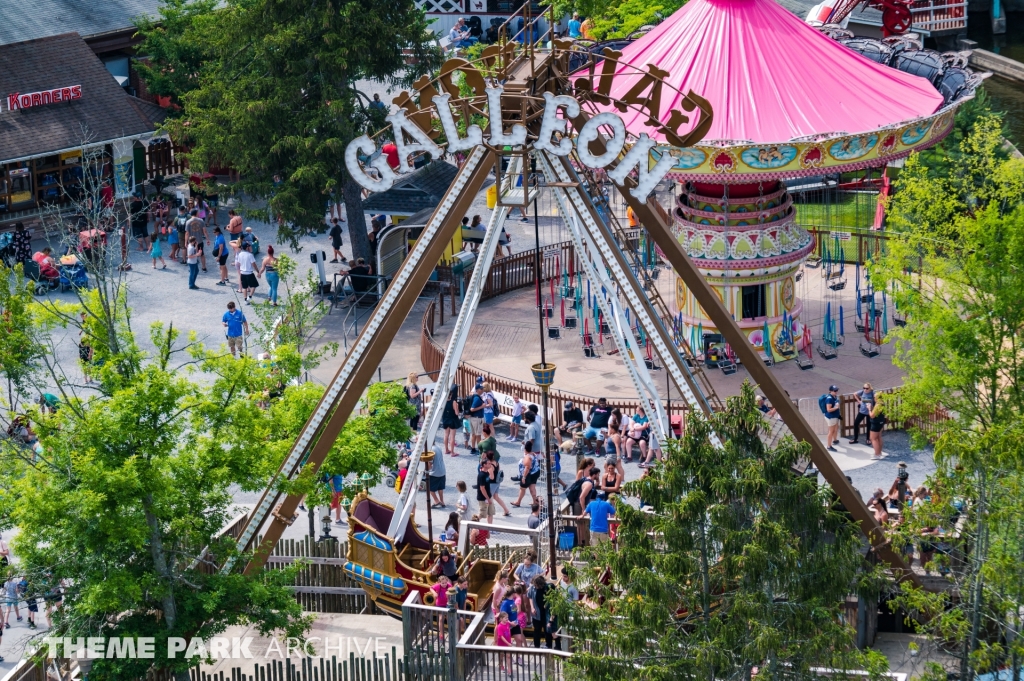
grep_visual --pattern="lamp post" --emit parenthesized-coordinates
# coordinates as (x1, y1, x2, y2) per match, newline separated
(530, 152, 558, 578)
(531, 362, 558, 578)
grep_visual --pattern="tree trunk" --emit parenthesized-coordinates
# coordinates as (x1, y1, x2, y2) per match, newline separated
(143, 494, 178, 631)
(343, 176, 372, 263)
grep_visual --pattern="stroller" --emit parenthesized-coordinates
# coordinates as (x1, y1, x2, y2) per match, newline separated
(0, 232, 16, 268)
(59, 261, 89, 292)
(23, 260, 59, 295)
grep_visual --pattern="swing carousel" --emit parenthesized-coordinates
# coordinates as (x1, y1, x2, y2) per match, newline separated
(597, 0, 982, 364)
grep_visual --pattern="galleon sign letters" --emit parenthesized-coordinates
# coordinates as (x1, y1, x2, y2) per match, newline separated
(346, 83, 711, 204)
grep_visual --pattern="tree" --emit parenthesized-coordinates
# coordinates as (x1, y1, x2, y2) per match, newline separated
(875, 107, 1024, 681)
(554, 0, 685, 40)
(0, 266, 49, 417)
(285, 381, 415, 512)
(249, 254, 338, 378)
(0, 146, 322, 681)
(0, 296, 313, 681)
(135, 0, 442, 257)
(550, 383, 885, 681)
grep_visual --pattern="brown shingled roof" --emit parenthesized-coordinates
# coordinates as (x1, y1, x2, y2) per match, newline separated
(0, 32, 163, 163)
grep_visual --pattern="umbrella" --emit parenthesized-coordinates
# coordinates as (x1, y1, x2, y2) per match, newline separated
(763, 319, 775, 363)
(839, 305, 845, 337)
(805, 325, 814, 359)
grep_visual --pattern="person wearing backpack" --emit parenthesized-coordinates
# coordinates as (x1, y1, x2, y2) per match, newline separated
(567, 466, 600, 515)
(820, 385, 841, 452)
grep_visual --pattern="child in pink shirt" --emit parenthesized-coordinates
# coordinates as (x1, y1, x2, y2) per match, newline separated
(494, 612, 512, 673)
(431, 575, 450, 608)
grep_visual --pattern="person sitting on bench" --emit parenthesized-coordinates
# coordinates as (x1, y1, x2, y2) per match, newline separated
(559, 400, 584, 438)
(349, 258, 373, 298)
(582, 398, 611, 452)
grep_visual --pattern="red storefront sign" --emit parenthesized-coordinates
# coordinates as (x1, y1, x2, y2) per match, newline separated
(5, 85, 82, 112)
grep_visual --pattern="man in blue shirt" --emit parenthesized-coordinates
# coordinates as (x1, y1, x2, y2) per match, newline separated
(222, 301, 249, 357)
(468, 384, 485, 453)
(824, 385, 841, 452)
(584, 493, 616, 545)
(567, 13, 582, 39)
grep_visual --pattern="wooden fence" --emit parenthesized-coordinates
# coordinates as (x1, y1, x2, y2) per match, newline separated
(806, 227, 889, 266)
(262, 537, 369, 614)
(145, 139, 189, 180)
(838, 388, 949, 441)
(191, 652, 404, 681)
(421, 299, 690, 433)
(436, 231, 641, 305)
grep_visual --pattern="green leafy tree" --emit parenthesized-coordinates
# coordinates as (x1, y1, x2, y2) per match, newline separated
(917, 88, 1013, 180)
(5, 314, 311, 681)
(0, 229, 316, 680)
(249, 254, 338, 377)
(555, 0, 685, 40)
(135, 0, 442, 257)
(289, 381, 415, 511)
(133, 0, 219, 105)
(0, 265, 49, 416)
(550, 383, 885, 681)
(876, 109, 1024, 681)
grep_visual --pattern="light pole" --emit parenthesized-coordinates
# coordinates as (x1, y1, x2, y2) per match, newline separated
(532, 362, 558, 578)
(530, 152, 558, 577)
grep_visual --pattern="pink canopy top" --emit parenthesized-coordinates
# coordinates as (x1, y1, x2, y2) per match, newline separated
(606, 0, 944, 144)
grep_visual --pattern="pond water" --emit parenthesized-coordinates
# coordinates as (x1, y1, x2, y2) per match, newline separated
(966, 11, 1024, 144)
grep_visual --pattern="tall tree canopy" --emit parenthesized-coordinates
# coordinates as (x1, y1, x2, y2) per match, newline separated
(550, 383, 884, 681)
(136, 0, 442, 257)
(875, 105, 1024, 681)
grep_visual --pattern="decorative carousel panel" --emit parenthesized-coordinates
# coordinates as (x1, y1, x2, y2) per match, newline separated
(674, 221, 812, 263)
(651, 107, 957, 183)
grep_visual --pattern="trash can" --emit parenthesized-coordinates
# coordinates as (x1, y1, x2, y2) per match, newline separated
(486, 184, 497, 209)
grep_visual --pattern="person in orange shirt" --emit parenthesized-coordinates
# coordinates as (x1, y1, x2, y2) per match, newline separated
(627, 206, 639, 227)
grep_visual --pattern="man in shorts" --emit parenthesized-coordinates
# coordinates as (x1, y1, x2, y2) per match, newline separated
(222, 301, 249, 357)
(428, 444, 447, 508)
(185, 208, 210, 272)
(226, 209, 244, 241)
(172, 206, 189, 263)
(467, 385, 486, 453)
(476, 458, 495, 524)
(328, 219, 344, 263)
(584, 493, 616, 545)
(824, 385, 841, 452)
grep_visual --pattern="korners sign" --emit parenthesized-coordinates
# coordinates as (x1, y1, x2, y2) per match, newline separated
(5, 85, 82, 112)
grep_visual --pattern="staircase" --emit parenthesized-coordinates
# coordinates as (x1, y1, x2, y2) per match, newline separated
(571, 161, 725, 413)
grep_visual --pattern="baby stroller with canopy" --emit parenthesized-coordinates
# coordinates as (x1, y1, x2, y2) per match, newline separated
(59, 261, 89, 291)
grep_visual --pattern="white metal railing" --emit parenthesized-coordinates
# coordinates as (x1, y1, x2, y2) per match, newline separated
(910, 0, 967, 32)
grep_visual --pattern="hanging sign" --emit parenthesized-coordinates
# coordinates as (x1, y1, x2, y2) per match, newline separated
(5, 85, 82, 112)
(834, 231, 852, 241)
(346, 77, 713, 205)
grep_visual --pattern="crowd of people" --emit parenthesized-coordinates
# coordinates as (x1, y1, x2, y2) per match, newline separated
(0, 535, 66, 662)
(443, 12, 593, 51)
(821, 382, 885, 458)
